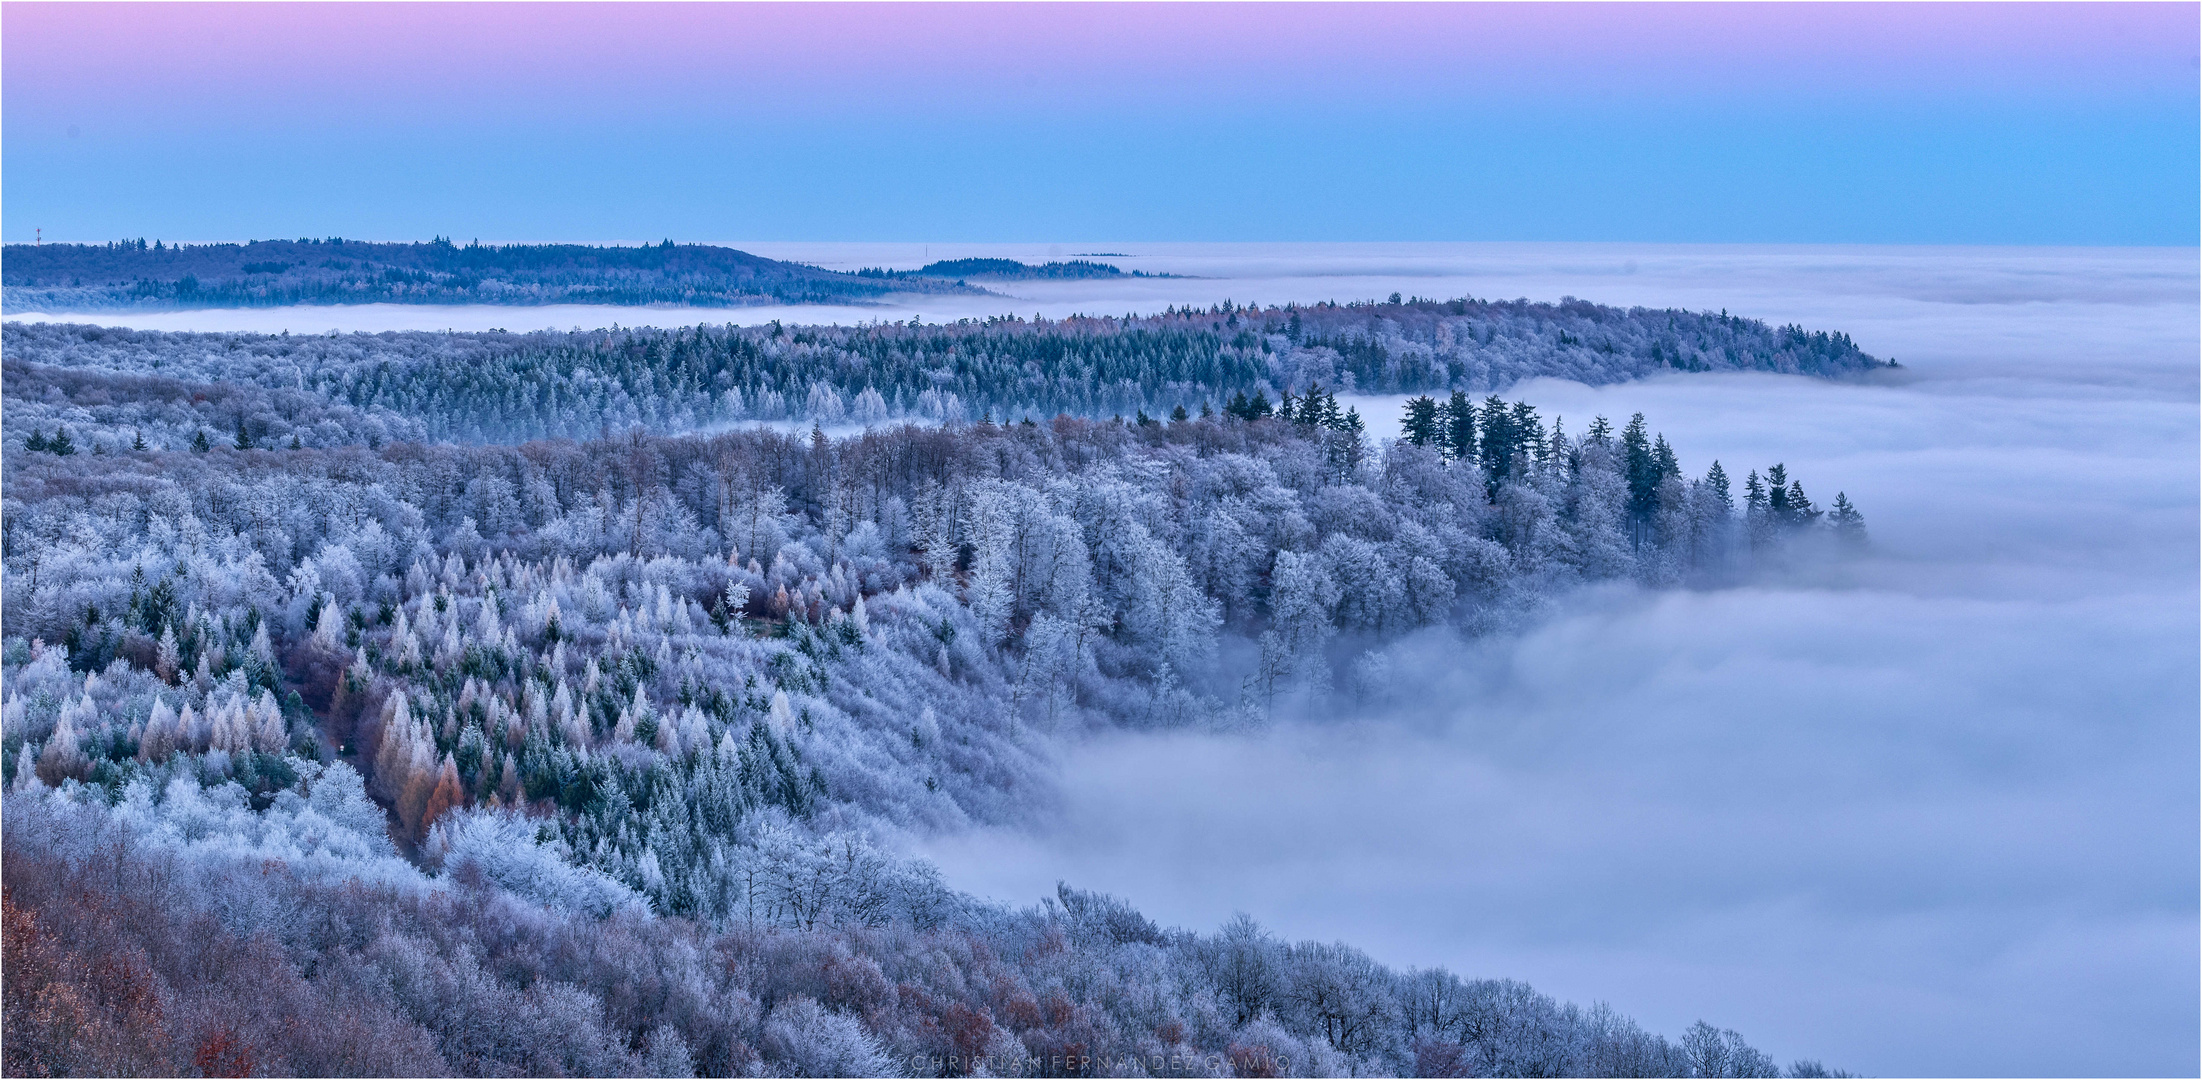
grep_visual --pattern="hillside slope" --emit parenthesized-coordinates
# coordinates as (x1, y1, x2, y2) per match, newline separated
(2, 238, 990, 310)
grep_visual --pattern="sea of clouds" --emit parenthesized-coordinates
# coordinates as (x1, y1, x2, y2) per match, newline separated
(14, 243, 2195, 1076)
(906, 244, 2196, 1078)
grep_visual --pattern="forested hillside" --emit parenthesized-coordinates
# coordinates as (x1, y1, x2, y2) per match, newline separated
(3, 296, 1868, 1077)
(853, 258, 1160, 281)
(2, 296, 1886, 448)
(4, 400, 1861, 1076)
(1, 238, 987, 310)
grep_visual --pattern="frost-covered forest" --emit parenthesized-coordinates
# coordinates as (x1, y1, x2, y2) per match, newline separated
(3, 302, 1867, 1077)
(0, 238, 986, 310)
(3, 295, 1885, 449)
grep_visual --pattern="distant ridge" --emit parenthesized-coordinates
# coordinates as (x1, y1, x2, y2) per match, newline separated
(1, 237, 992, 311)
(855, 256, 1173, 282)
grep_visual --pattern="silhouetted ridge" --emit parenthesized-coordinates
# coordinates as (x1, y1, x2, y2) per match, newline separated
(2, 237, 990, 310)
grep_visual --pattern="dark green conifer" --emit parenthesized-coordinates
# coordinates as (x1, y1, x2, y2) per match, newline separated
(1441, 391, 1476, 462)
(1402, 396, 1439, 446)
(1830, 492, 1867, 546)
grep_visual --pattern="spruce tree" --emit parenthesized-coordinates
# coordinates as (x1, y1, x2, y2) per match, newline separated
(1765, 465, 1792, 524)
(24, 429, 48, 453)
(1401, 396, 1439, 446)
(234, 419, 253, 450)
(1478, 395, 1514, 483)
(1621, 413, 1656, 523)
(191, 430, 212, 453)
(131, 429, 149, 452)
(1830, 492, 1867, 546)
(48, 427, 74, 456)
(1786, 481, 1819, 525)
(1704, 461, 1733, 512)
(1510, 403, 1544, 466)
(1442, 391, 1475, 463)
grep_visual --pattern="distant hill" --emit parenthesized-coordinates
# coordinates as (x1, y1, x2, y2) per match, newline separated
(856, 257, 1170, 283)
(1, 238, 992, 310)
(919, 257, 1133, 280)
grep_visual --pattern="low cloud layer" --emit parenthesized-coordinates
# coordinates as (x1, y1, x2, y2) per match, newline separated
(919, 247, 2200, 1076)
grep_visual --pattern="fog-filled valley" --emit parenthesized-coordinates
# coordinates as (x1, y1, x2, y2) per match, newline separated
(904, 246, 2201, 1078)
(4, 244, 2193, 1078)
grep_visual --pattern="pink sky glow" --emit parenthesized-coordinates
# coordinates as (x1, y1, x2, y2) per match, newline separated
(7, 2, 2193, 122)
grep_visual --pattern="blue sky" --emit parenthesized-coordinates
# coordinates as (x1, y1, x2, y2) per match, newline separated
(3, 3, 2196, 245)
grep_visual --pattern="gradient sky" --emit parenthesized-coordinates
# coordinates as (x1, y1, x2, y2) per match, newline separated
(3, 2, 2196, 245)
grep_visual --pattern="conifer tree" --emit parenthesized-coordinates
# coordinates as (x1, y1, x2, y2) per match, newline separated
(422, 755, 465, 834)
(1402, 396, 1439, 446)
(1786, 480, 1819, 526)
(1704, 461, 1733, 512)
(1652, 435, 1680, 482)
(1829, 492, 1867, 546)
(1620, 413, 1657, 536)
(155, 626, 182, 685)
(1441, 391, 1476, 462)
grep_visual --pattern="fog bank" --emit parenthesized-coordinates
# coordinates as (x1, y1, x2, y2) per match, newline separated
(918, 247, 2199, 1077)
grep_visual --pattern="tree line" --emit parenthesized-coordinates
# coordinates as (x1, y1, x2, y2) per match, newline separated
(1, 238, 986, 310)
(4, 300, 1885, 450)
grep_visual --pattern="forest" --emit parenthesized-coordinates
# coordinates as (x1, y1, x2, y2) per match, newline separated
(854, 259, 1162, 282)
(2, 295, 1887, 450)
(3, 299, 1868, 1077)
(0, 238, 986, 310)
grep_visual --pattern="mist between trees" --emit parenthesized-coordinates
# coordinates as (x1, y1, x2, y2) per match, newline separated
(2, 304, 1868, 1077)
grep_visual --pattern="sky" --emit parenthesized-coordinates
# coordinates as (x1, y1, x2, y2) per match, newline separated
(3, 2, 2197, 246)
